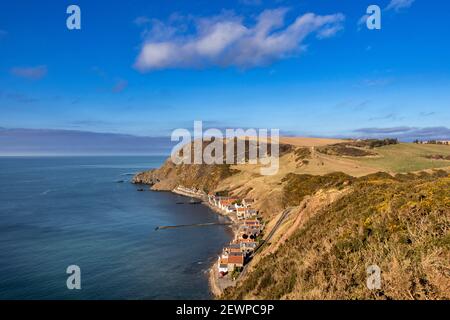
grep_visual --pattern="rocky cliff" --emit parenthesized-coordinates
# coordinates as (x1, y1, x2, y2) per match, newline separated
(133, 157, 238, 192)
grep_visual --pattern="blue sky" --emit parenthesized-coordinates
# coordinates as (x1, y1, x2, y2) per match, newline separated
(0, 0, 449, 140)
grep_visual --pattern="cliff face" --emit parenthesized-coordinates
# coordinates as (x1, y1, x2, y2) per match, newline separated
(132, 139, 295, 218)
(133, 157, 238, 192)
(132, 138, 293, 195)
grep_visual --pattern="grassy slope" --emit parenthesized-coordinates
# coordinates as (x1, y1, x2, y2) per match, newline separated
(355, 143, 450, 173)
(223, 173, 450, 300)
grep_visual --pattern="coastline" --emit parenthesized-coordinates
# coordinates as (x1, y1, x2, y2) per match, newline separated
(203, 200, 239, 298)
(171, 187, 239, 298)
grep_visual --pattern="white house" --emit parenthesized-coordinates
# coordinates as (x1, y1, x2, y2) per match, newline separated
(218, 257, 228, 274)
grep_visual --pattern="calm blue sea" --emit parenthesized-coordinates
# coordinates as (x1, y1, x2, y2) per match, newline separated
(0, 156, 233, 300)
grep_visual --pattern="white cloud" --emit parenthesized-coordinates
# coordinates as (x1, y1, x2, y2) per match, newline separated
(134, 9, 345, 71)
(357, 14, 369, 30)
(386, 0, 415, 12)
(317, 23, 343, 39)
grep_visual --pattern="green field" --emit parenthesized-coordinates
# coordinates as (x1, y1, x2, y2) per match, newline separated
(355, 143, 450, 173)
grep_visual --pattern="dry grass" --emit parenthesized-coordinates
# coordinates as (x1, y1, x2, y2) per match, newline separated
(279, 137, 347, 147)
(355, 143, 450, 173)
(222, 172, 450, 300)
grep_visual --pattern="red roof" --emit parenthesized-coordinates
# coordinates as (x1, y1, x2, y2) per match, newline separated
(227, 254, 244, 265)
(219, 199, 234, 206)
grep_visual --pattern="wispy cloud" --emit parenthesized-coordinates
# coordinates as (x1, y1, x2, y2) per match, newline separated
(10, 65, 47, 80)
(91, 66, 108, 79)
(71, 97, 81, 105)
(357, 14, 369, 30)
(134, 8, 345, 71)
(239, 0, 262, 6)
(368, 113, 403, 121)
(91, 66, 128, 93)
(133, 16, 151, 26)
(420, 111, 436, 117)
(4, 92, 39, 104)
(0, 29, 7, 38)
(386, 0, 415, 12)
(335, 99, 371, 111)
(361, 77, 394, 87)
(353, 126, 450, 141)
(112, 79, 128, 93)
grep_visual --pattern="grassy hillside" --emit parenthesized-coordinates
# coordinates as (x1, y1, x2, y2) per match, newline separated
(222, 171, 450, 300)
(355, 143, 450, 173)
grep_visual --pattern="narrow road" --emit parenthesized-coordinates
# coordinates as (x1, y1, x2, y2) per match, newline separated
(238, 207, 293, 279)
(259, 207, 293, 247)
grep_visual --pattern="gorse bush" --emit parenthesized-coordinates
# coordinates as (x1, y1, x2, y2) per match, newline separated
(316, 139, 399, 157)
(282, 172, 353, 207)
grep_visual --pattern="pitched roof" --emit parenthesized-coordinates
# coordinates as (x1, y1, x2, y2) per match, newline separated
(219, 199, 235, 206)
(227, 254, 244, 265)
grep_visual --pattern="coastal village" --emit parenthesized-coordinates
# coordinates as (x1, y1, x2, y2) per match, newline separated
(172, 186, 263, 287)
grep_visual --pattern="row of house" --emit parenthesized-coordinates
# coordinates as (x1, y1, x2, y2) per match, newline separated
(208, 195, 258, 220)
(206, 193, 263, 276)
(217, 219, 262, 276)
(175, 186, 207, 198)
(217, 240, 258, 274)
(173, 185, 263, 278)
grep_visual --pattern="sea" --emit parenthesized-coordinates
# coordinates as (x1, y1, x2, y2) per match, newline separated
(0, 156, 233, 299)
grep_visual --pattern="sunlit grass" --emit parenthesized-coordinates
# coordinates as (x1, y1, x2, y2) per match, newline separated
(355, 143, 450, 173)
